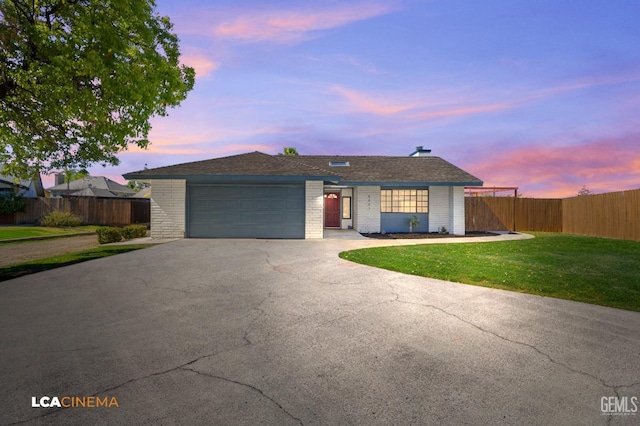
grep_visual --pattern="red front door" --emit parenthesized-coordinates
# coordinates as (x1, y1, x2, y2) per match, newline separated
(324, 192, 341, 228)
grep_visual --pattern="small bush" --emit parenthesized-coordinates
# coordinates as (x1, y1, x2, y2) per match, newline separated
(40, 211, 82, 227)
(121, 224, 147, 240)
(96, 227, 123, 244)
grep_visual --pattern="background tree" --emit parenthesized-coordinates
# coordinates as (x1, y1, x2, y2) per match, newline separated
(127, 163, 148, 192)
(577, 186, 593, 196)
(64, 168, 89, 184)
(279, 147, 299, 156)
(127, 180, 149, 192)
(0, 0, 195, 179)
(63, 168, 89, 196)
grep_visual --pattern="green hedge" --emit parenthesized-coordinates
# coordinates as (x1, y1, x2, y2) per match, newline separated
(40, 211, 82, 227)
(96, 227, 123, 244)
(121, 224, 147, 240)
(97, 225, 147, 244)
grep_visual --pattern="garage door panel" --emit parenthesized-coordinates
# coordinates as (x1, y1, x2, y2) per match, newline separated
(188, 184, 305, 238)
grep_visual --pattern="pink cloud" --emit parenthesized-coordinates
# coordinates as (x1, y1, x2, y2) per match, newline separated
(411, 102, 514, 120)
(462, 135, 640, 198)
(213, 3, 395, 43)
(528, 72, 640, 101)
(327, 84, 514, 120)
(330, 86, 418, 115)
(327, 71, 640, 122)
(180, 54, 219, 78)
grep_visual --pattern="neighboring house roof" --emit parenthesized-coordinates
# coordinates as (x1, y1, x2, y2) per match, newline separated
(0, 174, 44, 197)
(0, 175, 29, 191)
(123, 151, 483, 186)
(67, 187, 117, 198)
(48, 176, 136, 196)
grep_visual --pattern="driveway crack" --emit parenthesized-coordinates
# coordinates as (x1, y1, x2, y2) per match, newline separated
(180, 366, 304, 425)
(243, 291, 272, 345)
(7, 344, 252, 425)
(258, 249, 297, 278)
(256, 249, 343, 286)
(7, 408, 63, 425)
(322, 299, 395, 325)
(395, 299, 623, 391)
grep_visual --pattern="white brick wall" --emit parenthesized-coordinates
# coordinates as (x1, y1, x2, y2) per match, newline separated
(149, 179, 186, 238)
(305, 181, 324, 239)
(354, 186, 381, 233)
(428, 186, 450, 232)
(449, 186, 465, 235)
(429, 186, 465, 235)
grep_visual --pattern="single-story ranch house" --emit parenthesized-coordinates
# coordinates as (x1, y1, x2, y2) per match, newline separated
(123, 147, 483, 239)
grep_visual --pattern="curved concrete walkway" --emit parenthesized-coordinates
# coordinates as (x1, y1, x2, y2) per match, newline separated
(0, 236, 638, 425)
(323, 229, 533, 247)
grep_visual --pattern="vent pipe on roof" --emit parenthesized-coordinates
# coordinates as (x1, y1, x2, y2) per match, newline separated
(410, 146, 431, 157)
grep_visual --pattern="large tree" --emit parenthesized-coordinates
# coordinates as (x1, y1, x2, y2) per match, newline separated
(0, 0, 195, 178)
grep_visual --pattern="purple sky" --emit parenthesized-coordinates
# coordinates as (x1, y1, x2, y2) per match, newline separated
(51, 0, 640, 198)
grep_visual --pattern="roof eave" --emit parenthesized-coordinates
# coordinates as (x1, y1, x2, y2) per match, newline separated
(339, 180, 484, 187)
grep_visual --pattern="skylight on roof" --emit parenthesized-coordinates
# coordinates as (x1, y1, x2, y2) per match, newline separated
(329, 161, 350, 167)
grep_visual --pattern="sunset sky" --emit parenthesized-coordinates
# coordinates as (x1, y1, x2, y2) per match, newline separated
(59, 0, 640, 198)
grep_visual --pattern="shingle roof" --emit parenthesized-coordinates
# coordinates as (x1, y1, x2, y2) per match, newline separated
(67, 187, 118, 198)
(123, 152, 339, 179)
(0, 174, 31, 190)
(123, 151, 482, 185)
(48, 176, 135, 194)
(282, 155, 482, 184)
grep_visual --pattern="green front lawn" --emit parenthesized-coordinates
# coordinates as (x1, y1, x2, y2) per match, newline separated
(0, 245, 149, 282)
(0, 226, 98, 241)
(339, 233, 640, 311)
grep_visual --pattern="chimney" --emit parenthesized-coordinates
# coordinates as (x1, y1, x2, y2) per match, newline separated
(410, 146, 431, 157)
(55, 173, 65, 185)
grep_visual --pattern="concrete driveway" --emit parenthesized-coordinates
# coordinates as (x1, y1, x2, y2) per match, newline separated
(1, 237, 639, 425)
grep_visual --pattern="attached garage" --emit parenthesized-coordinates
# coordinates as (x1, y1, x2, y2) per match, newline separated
(187, 183, 305, 238)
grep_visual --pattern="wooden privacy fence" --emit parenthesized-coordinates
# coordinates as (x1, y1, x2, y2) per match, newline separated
(465, 197, 562, 233)
(465, 188, 640, 241)
(14, 197, 150, 226)
(562, 189, 640, 241)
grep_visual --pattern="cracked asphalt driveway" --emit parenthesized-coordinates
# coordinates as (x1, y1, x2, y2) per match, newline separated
(1, 238, 639, 425)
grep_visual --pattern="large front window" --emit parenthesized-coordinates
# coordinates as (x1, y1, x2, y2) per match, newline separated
(381, 189, 428, 213)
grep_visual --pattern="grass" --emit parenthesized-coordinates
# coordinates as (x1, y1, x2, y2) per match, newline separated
(0, 225, 98, 241)
(339, 232, 640, 312)
(0, 245, 149, 282)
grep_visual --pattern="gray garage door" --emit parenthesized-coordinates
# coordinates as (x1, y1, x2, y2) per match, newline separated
(187, 184, 305, 238)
